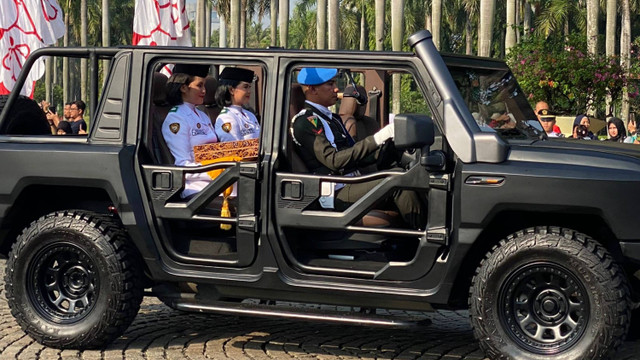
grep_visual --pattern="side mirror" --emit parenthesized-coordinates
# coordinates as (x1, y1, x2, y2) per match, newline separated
(393, 114, 435, 150)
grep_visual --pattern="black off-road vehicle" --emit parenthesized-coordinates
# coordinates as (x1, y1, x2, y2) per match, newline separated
(1, 31, 639, 359)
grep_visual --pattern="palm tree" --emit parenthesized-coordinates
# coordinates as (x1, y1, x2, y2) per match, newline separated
(375, 0, 384, 50)
(360, 0, 367, 50)
(534, 0, 583, 39)
(197, 0, 206, 46)
(522, 0, 531, 38)
(230, 0, 241, 47)
(391, 0, 403, 113)
(605, 0, 616, 57)
(329, 0, 340, 49)
(432, 0, 442, 49)
(505, 0, 516, 52)
(463, 0, 478, 55)
(279, 0, 289, 47)
(318, 0, 327, 49)
(270, 0, 278, 46)
(620, 0, 631, 120)
(81, 0, 87, 103)
(478, 0, 495, 57)
(586, 0, 599, 55)
(102, 0, 109, 84)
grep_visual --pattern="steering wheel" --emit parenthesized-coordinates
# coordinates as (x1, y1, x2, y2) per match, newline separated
(376, 140, 404, 170)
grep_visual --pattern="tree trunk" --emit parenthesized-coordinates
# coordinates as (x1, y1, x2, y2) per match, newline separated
(465, 17, 472, 55)
(328, 0, 339, 49)
(196, 0, 205, 46)
(360, 0, 366, 51)
(63, 6, 69, 104)
(81, 0, 87, 104)
(375, 0, 384, 51)
(240, 0, 247, 48)
(391, 0, 403, 114)
(605, 0, 616, 57)
(220, 14, 227, 47)
(478, 0, 496, 57)
(270, 0, 278, 46)
(230, 0, 241, 47)
(425, 12, 432, 32)
(586, 0, 599, 55)
(432, 0, 442, 49)
(620, 0, 630, 121)
(279, 0, 289, 47)
(206, 1, 211, 46)
(523, 0, 531, 38)
(317, 0, 327, 49)
(505, 0, 516, 53)
(45, 57, 52, 102)
(515, 0, 520, 43)
(102, 0, 110, 85)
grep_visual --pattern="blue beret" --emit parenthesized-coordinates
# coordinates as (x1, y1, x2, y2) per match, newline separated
(297, 68, 338, 86)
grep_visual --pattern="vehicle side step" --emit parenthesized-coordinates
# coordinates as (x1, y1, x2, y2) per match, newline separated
(173, 300, 428, 327)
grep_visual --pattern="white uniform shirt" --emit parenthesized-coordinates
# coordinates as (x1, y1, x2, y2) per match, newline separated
(162, 102, 218, 198)
(214, 105, 261, 142)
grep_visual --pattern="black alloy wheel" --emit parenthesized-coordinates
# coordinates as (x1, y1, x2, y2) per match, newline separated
(5, 210, 143, 349)
(498, 262, 589, 355)
(27, 242, 100, 324)
(469, 227, 630, 360)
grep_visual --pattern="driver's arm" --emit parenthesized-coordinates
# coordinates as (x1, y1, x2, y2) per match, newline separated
(292, 114, 378, 172)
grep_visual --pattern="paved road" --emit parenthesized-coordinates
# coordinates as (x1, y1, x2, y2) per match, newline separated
(2, 259, 640, 360)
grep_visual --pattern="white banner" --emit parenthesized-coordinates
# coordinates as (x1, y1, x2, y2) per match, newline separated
(0, 0, 65, 97)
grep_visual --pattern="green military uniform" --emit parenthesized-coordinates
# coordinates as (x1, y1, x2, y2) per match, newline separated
(291, 102, 424, 229)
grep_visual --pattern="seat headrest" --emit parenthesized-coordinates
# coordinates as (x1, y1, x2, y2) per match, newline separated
(289, 83, 306, 120)
(152, 72, 169, 106)
(340, 85, 367, 119)
(203, 76, 219, 106)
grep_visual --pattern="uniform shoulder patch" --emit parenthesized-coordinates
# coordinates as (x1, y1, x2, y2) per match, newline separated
(220, 108, 229, 115)
(307, 115, 319, 128)
(169, 123, 180, 134)
(222, 122, 232, 133)
(169, 106, 179, 113)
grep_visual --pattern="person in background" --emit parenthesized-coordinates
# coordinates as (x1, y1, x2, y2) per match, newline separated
(214, 68, 260, 142)
(624, 117, 638, 144)
(605, 117, 626, 142)
(45, 105, 60, 134)
(69, 100, 88, 134)
(573, 115, 597, 140)
(538, 109, 563, 137)
(56, 121, 73, 135)
(161, 65, 218, 198)
(535, 101, 561, 134)
(63, 103, 73, 121)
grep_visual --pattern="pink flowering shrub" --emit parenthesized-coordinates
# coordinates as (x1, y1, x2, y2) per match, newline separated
(507, 34, 639, 117)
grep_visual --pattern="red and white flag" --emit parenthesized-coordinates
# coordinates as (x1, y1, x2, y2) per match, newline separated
(133, 0, 193, 65)
(0, 0, 65, 97)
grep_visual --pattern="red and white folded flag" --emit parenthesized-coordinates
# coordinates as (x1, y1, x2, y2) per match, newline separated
(0, 0, 65, 97)
(133, 0, 192, 75)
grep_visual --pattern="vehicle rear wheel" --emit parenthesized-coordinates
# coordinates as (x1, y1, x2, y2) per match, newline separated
(469, 227, 630, 360)
(5, 210, 143, 349)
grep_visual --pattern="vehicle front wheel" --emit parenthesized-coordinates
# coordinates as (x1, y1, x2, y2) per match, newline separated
(5, 210, 143, 349)
(469, 227, 630, 360)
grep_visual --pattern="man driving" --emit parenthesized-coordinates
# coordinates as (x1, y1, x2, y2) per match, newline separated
(291, 67, 424, 229)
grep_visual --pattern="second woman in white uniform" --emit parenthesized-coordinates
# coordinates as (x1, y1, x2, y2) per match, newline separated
(214, 67, 261, 141)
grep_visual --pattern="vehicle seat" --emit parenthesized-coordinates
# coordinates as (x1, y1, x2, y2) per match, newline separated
(339, 85, 380, 142)
(198, 76, 221, 128)
(149, 72, 175, 164)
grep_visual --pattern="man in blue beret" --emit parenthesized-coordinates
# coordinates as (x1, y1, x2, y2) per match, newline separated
(290, 67, 424, 229)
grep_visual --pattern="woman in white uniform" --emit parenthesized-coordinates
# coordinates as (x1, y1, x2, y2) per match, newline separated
(162, 64, 218, 198)
(214, 67, 261, 142)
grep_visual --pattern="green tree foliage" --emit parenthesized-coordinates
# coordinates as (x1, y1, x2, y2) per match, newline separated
(507, 34, 638, 116)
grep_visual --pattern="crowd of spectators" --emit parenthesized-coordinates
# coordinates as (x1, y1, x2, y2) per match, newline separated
(39, 100, 87, 135)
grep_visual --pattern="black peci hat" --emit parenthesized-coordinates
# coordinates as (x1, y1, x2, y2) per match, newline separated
(172, 63, 210, 78)
(219, 67, 255, 84)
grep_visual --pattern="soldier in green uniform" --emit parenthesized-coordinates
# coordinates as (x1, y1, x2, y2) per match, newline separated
(291, 67, 424, 229)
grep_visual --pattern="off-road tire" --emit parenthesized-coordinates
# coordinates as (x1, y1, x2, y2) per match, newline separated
(469, 227, 630, 360)
(4, 210, 144, 349)
(0, 94, 51, 135)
